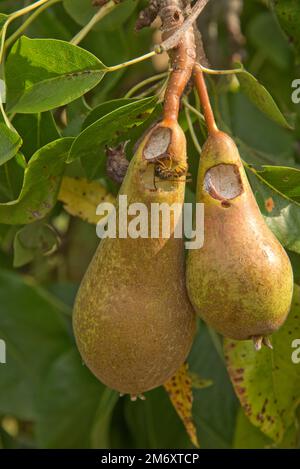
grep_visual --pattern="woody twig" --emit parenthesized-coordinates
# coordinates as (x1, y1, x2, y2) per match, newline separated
(136, 0, 211, 123)
(159, 0, 196, 122)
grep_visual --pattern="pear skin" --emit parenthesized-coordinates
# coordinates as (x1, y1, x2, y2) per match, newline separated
(186, 131, 293, 344)
(73, 121, 196, 396)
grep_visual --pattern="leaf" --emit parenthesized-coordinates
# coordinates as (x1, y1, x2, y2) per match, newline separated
(247, 169, 300, 255)
(224, 285, 300, 443)
(0, 155, 25, 202)
(13, 222, 59, 268)
(234, 409, 272, 449)
(63, 0, 136, 32)
(254, 165, 300, 204)
(248, 12, 292, 70)
(63, 98, 90, 137)
(273, 0, 300, 59)
(36, 348, 118, 449)
(236, 68, 292, 129)
(232, 99, 294, 166)
(0, 123, 22, 165)
(69, 96, 157, 163)
(233, 408, 300, 449)
(189, 372, 213, 390)
(82, 98, 138, 129)
(164, 363, 199, 447)
(82, 101, 161, 180)
(6, 37, 107, 113)
(0, 269, 70, 420)
(58, 176, 115, 224)
(63, 0, 96, 25)
(13, 111, 60, 159)
(287, 250, 300, 285)
(188, 322, 239, 448)
(0, 14, 8, 31)
(94, 0, 137, 32)
(124, 387, 192, 449)
(90, 387, 120, 449)
(0, 138, 73, 225)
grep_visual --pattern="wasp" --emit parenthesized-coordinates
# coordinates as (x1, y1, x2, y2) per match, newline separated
(152, 154, 189, 190)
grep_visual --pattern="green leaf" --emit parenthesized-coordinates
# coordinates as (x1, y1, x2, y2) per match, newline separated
(63, 0, 136, 32)
(80, 102, 161, 180)
(69, 96, 157, 163)
(90, 387, 120, 448)
(82, 98, 138, 129)
(6, 37, 107, 113)
(287, 250, 300, 285)
(247, 169, 300, 255)
(236, 68, 292, 129)
(63, 98, 90, 137)
(63, 0, 96, 25)
(188, 322, 239, 448)
(0, 138, 73, 225)
(229, 97, 294, 166)
(36, 347, 119, 449)
(95, 0, 137, 32)
(0, 269, 70, 420)
(0, 123, 22, 165)
(124, 387, 192, 449)
(247, 12, 292, 70)
(273, 0, 300, 59)
(0, 155, 24, 202)
(0, 13, 8, 31)
(13, 112, 60, 159)
(234, 408, 300, 449)
(13, 222, 59, 267)
(234, 409, 272, 449)
(224, 285, 300, 443)
(254, 165, 300, 204)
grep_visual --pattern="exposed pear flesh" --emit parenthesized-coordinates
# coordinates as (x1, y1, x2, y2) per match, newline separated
(73, 121, 196, 395)
(186, 131, 293, 342)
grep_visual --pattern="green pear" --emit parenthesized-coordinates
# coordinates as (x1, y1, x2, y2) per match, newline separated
(73, 121, 196, 396)
(186, 131, 293, 347)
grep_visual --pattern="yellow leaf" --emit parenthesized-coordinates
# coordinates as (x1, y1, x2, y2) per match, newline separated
(164, 363, 199, 448)
(58, 177, 115, 224)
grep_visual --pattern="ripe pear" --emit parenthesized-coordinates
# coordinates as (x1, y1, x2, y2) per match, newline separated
(186, 131, 293, 347)
(73, 121, 196, 396)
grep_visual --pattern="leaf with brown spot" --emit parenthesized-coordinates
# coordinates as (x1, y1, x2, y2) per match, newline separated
(247, 170, 300, 255)
(164, 363, 200, 448)
(234, 408, 300, 449)
(225, 285, 300, 443)
(255, 165, 300, 205)
(58, 177, 115, 224)
(265, 197, 275, 213)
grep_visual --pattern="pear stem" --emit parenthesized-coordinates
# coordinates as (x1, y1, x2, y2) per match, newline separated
(194, 64, 219, 135)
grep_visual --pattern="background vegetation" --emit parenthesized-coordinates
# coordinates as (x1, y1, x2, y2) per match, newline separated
(0, 0, 299, 449)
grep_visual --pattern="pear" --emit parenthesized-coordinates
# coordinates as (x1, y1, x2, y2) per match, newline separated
(186, 131, 293, 346)
(73, 121, 196, 396)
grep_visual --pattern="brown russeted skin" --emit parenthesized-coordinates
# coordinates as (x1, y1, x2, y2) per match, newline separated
(73, 121, 196, 396)
(186, 131, 293, 342)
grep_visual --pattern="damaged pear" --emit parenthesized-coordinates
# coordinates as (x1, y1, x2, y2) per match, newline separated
(186, 131, 293, 347)
(73, 121, 196, 396)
